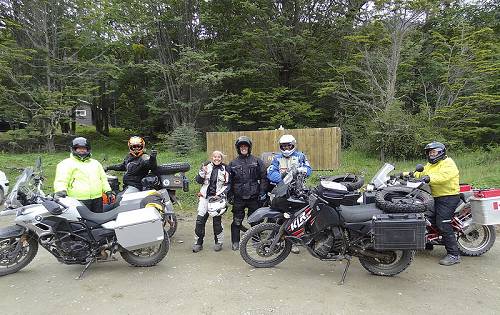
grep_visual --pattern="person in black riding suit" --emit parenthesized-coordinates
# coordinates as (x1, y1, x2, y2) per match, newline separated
(104, 136, 157, 193)
(227, 136, 268, 251)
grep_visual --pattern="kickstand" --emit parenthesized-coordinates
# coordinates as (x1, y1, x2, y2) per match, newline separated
(76, 257, 96, 280)
(338, 255, 352, 285)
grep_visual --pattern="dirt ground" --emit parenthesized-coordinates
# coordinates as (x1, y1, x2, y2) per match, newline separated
(1, 213, 499, 315)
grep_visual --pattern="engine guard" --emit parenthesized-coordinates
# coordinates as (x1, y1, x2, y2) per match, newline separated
(0, 224, 26, 238)
(248, 207, 284, 224)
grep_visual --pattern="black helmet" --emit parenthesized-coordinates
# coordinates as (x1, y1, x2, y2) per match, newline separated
(424, 141, 446, 164)
(235, 136, 252, 155)
(71, 137, 91, 161)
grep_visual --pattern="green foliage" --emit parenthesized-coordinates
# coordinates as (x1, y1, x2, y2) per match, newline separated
(218, 87, 320, 130)
(0, 0, 497, 156)
(161, 124, 201, 156)
(351, 102, 437, 159)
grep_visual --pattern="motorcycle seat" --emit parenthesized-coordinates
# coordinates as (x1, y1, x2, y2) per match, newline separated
(338, 204, 384, 223)
(77, 201, 132, 225)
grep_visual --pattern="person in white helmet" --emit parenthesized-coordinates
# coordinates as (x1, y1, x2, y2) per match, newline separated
(267, 134, 312, 183)
(267, 134, 312, 253)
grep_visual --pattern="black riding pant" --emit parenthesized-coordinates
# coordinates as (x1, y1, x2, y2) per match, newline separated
(430, 195, 460, 256)
(194, 214, 223, 245)
(231, 198, 259, 243)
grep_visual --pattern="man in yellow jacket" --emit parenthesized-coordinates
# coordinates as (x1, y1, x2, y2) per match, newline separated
(414, 141, 461, 266)
(54, 137, 113, 213)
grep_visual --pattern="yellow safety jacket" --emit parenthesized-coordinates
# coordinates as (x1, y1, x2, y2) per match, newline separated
(414, 157, 460, 197)
(54, 154, 111, 200)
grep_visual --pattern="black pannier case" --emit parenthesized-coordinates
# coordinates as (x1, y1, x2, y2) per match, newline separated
(372, 213, 426, 250)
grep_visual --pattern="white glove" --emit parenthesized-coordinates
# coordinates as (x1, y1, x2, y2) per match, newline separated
(297, 166, 308, 174)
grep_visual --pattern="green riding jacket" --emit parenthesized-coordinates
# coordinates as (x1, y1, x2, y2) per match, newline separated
(54, 154, 111, 200)
(414, 157, 460, 197)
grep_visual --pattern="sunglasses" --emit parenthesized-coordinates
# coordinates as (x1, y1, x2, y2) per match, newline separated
(281, 144, 294, 149)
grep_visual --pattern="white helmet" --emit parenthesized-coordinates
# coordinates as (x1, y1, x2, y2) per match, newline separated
(279, 134, 296, 157)
(207, 196, 227, 217)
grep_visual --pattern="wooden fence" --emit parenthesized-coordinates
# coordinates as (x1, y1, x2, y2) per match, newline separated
(206, 127, 341, 170)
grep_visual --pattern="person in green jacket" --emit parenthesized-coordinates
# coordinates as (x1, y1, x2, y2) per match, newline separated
(54, 137, 113, 213)
(414, 141, 461, 266)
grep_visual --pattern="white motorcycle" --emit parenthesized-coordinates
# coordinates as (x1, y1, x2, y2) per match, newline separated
(0, 158, 170, 279)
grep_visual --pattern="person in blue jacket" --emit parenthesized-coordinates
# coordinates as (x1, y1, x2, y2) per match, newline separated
(267, 134, 312, 184)
(267, 134, 312, 253)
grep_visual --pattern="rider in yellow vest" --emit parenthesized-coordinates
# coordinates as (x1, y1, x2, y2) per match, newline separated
(414, 141, 461, 266)
(54, 137, 113, 213)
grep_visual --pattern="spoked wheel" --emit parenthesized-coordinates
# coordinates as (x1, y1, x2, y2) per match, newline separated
(359, 250, 414, 276)
(120, 233, 170, 267)
(0, 235, 39, 276)
(164, 214, 178, 238)
(458, 222, 496, 256)
(239, 223, 292, 268)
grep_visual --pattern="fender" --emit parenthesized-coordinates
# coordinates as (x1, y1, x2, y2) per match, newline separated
(0, 224, 26, 238)
(164, 199, 175, 214)
(248, 207, 283, 224)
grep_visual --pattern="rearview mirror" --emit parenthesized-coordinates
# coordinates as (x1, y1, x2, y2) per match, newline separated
(35, 156, 42, 171)
(415, 164, 424, 172)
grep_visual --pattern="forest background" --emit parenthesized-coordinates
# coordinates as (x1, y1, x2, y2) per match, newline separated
(0, 0, 498, 158)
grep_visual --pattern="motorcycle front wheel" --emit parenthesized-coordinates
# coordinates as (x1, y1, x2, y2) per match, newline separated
(457, 223, 496, 256)
(239, 223, 292, 268)
(0, 234, 38, 276)
(359, 250, 414, 276)
(120, 233, 170, 267)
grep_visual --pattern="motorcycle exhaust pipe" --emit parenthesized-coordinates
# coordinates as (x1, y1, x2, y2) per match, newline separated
(349, 246, 394, 260)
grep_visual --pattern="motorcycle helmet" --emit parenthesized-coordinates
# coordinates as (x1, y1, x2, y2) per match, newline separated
(207, 196, 227, 217)
(128, 136, 145, 157)
(279, 134, 296, 157)
(235, 136, 252, 155)
(71, 137, 91, 161)
(424, 141, 446, 164)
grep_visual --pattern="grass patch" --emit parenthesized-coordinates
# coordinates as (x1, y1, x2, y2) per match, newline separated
(1, 126, 499, 212)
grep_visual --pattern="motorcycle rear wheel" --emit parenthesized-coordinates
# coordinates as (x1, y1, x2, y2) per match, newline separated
(359, 250, 414, 276)
(457, 223, 496, 256)
(240, 223, 292, 268)
(0, 235, 38, 276)
(120, 233, 170, 267)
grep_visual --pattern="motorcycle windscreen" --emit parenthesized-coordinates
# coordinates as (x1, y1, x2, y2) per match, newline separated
(5, 168, 33, 208)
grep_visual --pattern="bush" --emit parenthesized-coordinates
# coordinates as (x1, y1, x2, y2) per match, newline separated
(351, 103, 438, 160)
(159, 124, 201, 156)
(0, 128, 73, 153)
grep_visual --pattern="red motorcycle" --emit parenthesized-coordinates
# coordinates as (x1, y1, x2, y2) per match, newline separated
(365, 164, 496, 256)
(424, 184, 496, 255)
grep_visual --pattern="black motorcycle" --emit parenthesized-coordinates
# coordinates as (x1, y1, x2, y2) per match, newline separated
(239, 167, 426, 284)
